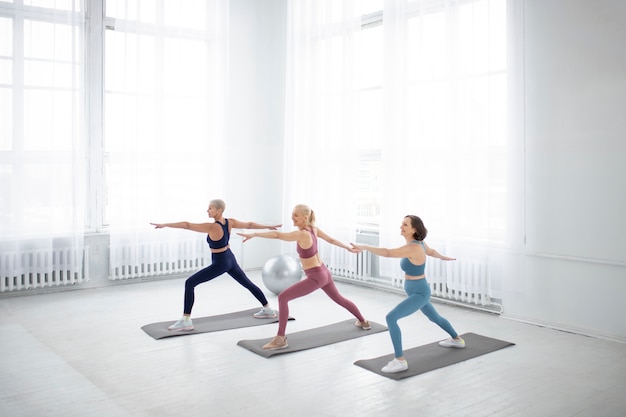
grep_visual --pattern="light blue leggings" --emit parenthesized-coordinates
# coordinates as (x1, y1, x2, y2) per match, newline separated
(387, 278, 459, 358)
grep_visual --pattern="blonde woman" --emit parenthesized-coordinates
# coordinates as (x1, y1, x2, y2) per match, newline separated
(151, 199, 281, 331)
(238, 204, 370, 350)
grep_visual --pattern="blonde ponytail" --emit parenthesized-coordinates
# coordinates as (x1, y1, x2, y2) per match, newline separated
(295, 204, 316, 226)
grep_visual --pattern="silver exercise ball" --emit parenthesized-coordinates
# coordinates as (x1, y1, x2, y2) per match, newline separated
(261, 255, 302, 295)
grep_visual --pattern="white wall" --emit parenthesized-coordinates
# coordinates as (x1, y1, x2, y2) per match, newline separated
(502, 0, 626, 341)
(226, 0, 287, 269)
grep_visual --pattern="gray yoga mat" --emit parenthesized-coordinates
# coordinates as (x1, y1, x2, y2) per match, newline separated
(141, 308, 294, 340)
(354, 332, 515, 380)
(237, 319, 388, 357)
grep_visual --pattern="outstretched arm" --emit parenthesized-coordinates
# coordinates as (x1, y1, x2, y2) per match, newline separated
(237, 229, 302, 243)
(150, 222, 212, 233)
(349, 242, 414, 258)
(316, 228, 359, 253)
(229, 218, 281, 230)
(424, 243, 456, 261)
(351, 241, 456, 261)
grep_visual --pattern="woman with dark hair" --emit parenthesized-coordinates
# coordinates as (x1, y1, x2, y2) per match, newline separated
(151, 199, 281, 331)
(350, 215, 464, 374)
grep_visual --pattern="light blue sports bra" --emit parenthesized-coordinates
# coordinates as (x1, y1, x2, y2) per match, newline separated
(400, 240, 426, 276)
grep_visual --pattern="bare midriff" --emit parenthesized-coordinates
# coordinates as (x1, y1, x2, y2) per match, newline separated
(211, 245, 229, 254)
(405, 273, 425, 281)
(300, 254, 323, 271)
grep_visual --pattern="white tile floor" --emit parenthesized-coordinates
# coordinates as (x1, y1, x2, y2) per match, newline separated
(1, 271, 625, 417)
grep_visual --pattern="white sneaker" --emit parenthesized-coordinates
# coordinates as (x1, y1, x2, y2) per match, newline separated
(167, 317, 194, 331)
(354, 320, 371, 330)
(381, 358, 408, 373)
(253, 307, 277, 319)
(438, 337, 466, 348)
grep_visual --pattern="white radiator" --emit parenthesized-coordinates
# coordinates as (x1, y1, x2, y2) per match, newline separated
(109, 239, 214, 280)
(426, 258, 491, 307)
(326, 249, 372, 281)
(1, 247, 89, 293)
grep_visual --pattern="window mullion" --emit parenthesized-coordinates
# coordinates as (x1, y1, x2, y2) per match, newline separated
(85, 0, 105, 231)
(13, 7, 24, 154)
(10, 5, 25, 225)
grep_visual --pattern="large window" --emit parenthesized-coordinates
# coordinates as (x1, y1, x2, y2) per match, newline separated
(356, 12, 383, 227)
(0, 0, 85, 238)
(103, 0, 225, 230)
(0, 0, 226, 238)
(0, 0, 228, 288)
(354, 0, 508, 244)
(0, 0, 86, 291)
(282, 0, 516, 304)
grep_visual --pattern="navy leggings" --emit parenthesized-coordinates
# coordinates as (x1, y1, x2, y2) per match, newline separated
(386, 278, 459, 357)
(183, 249, 268, 315)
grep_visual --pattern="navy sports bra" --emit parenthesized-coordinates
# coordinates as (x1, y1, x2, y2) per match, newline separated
(400, 240, 426, 276)
(297, 227, 318, 258)
(207, 219, 230, 249)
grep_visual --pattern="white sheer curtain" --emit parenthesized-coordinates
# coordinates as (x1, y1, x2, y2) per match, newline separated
(282, 0, 362, 259)
(105, 0, 228, 278)
(283, 0, 523, 301)
(0, 1, 85, 288)
(377, 0, 523, 299)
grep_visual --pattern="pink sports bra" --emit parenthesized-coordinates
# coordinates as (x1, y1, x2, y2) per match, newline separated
(297, 227, 318, 258)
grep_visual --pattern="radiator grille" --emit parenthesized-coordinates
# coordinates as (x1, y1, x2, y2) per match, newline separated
(109, 239, 212, 280)
(426, 258, 491, 306)
(1, 247, 89, 292)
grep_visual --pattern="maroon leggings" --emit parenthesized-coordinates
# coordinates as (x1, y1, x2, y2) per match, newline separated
(277, 264, 366, 336)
